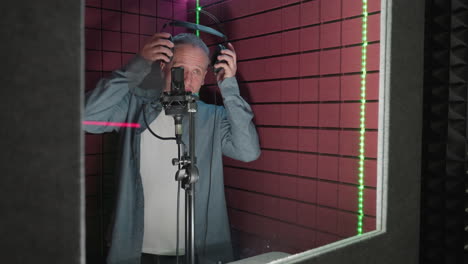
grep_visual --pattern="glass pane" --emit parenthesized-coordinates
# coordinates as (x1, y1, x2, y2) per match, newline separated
(83, 0, 381, 263)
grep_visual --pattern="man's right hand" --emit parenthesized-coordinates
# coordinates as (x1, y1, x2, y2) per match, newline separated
(139, 32, 174, 63)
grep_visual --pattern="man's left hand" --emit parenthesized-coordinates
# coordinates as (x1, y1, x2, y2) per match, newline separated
(215, 43, 237, 82)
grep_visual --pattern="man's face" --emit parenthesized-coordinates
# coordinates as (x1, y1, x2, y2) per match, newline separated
(160, 44, 209, 94)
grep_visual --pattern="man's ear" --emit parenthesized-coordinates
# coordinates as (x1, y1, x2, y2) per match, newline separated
(160, 61, 166, 71)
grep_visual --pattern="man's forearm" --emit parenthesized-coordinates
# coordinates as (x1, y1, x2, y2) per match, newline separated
(84, 55, 157, 133)
(219, 77, 261, 162)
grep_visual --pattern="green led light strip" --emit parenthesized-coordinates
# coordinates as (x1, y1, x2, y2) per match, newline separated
(196, 0, 201, 36)
(357, 0, 368, 235)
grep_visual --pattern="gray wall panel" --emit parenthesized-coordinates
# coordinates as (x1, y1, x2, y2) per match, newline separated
(0, 1, 83, 263)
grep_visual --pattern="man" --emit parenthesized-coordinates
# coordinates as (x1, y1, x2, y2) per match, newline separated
(84, 32, 260, 264)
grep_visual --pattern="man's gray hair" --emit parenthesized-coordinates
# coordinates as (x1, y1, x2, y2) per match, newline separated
(172, 33, 210, 57)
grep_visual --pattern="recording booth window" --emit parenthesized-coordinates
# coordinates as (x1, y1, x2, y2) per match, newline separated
(82, 0, 408, 263)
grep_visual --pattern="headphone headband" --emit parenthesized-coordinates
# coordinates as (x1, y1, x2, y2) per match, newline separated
(167, 20, 227, 41)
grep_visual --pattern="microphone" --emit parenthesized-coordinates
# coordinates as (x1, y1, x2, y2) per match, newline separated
(160, 67, 196, 144)
(171, 66, 185, 96)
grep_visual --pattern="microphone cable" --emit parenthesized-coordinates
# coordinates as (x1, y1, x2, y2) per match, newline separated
(176, 143, 182, 264)
(142, 103, 177, 141)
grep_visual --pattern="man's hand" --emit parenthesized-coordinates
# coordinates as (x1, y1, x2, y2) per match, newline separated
(139, 32, 174, 63)
(215, 43, 237, 82)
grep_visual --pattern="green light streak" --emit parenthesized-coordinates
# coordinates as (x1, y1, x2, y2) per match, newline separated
(196, 0, 200, 36)
(357, 0, 368, 235)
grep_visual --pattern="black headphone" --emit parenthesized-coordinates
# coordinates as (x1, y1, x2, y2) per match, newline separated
(161, 16, 228, 72)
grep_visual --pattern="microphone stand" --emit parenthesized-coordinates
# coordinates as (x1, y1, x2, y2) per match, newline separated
(160, 67, 198, 264)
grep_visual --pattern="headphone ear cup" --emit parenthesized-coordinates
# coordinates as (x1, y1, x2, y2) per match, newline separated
(212, 44, 226, 73)
(167, 36, 174, 62)
(159, 36, 174, 63)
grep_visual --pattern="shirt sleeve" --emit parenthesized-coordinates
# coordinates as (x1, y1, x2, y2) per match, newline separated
(84, 55, 163, 133)
(218, 77, 261, 162)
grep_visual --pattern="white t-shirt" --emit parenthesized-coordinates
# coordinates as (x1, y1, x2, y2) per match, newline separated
(140, 110, 185, 255)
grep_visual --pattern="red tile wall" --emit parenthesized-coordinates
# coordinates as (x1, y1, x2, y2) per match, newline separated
(84, 0, 185, 263)
(192, 0, 381, 259)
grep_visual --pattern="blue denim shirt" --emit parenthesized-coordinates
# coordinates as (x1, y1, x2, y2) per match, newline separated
(84, 55, 260, 264)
